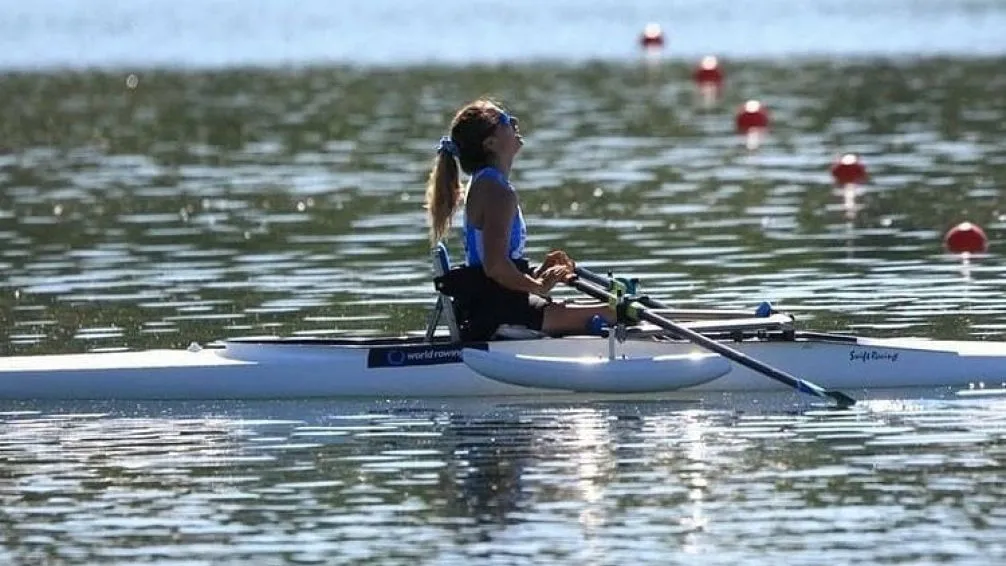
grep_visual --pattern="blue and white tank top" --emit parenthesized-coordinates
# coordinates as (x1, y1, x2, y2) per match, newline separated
(463, 166, 527, 267)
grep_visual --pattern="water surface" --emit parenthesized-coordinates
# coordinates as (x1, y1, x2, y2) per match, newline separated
(2, 397, 1005, 565)
(2, 2, 1006, 564)
(2, 58, 1006, 354)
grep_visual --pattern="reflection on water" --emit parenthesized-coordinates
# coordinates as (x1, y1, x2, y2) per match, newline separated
(2, 58, 1006, 355)
(1, 397, 1004, 564)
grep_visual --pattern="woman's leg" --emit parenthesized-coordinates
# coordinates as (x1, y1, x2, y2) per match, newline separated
(540, 302, 614, 336)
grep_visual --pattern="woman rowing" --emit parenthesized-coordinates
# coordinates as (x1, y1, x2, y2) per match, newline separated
(425, 98, 614, 341)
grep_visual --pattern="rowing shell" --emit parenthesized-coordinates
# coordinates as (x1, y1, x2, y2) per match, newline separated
(1, 332, 1006, 400)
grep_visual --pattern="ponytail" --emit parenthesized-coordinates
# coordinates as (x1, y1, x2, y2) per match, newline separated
(425, 103, 495, 243)
(425, 150, 462, 244)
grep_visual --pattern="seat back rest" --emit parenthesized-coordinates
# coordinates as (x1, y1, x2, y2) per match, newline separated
(426, 242, 462, 342)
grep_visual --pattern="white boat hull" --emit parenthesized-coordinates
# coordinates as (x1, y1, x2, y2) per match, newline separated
(2, 335, 1006, 400)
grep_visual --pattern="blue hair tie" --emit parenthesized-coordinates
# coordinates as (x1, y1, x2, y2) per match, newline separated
(437, 136, 459, 158)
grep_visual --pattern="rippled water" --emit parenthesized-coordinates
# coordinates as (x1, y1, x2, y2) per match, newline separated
(3, 2, 1006, 563)
(2, 398, 1006, 565)
(2, 58, 1006, 355)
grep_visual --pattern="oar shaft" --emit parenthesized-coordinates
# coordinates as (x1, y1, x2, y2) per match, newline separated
(575, 266, 774, 321)
(573, 266, 668, 309)
(567, 276, 855, 408)
(637, 309, 826, 399)
(573, 266, 620, 289)
(650, 308, 762, 320)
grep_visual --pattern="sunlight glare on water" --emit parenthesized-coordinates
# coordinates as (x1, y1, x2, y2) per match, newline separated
(1, 399, 1005, 564)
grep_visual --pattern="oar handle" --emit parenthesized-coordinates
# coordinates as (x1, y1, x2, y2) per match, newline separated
(567, 276, 856, 408)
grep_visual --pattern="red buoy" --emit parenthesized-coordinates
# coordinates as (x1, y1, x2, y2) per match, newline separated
(831, 153, 868, 186)
(693, 56, 723, 87)
(735, 100, 769, 134)
(944, 222, 989, 254)
(639, 23, 665, 48)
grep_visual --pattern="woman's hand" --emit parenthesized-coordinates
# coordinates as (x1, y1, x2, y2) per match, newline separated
(536, 249, 575, 276)
(534, 264, 574, 294)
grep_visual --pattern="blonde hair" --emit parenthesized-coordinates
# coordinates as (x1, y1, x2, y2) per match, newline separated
(425, 152, 462, 244)
(424, 98, 506, 244)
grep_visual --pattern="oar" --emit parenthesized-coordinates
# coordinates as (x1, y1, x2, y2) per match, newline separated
(566, 276, 856, 408)
(574, 266, 627, 290)
(575, 265, 775, 317)
(574, 267, 666, 309)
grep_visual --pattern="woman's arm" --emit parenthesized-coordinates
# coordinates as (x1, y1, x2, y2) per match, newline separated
(473, 179, 560, 295)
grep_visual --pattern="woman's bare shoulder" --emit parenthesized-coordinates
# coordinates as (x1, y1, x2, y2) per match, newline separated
(468, 175, 515, 209)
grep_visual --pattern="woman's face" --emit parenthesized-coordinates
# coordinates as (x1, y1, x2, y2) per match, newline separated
(483, 107, 523, 160)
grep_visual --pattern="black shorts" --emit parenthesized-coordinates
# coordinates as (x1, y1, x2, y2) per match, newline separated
(475, 287, 548, 331)
(433, 260, 549, 341)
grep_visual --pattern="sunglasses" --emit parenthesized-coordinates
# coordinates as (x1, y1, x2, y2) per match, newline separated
(498, 111, 519, 129)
